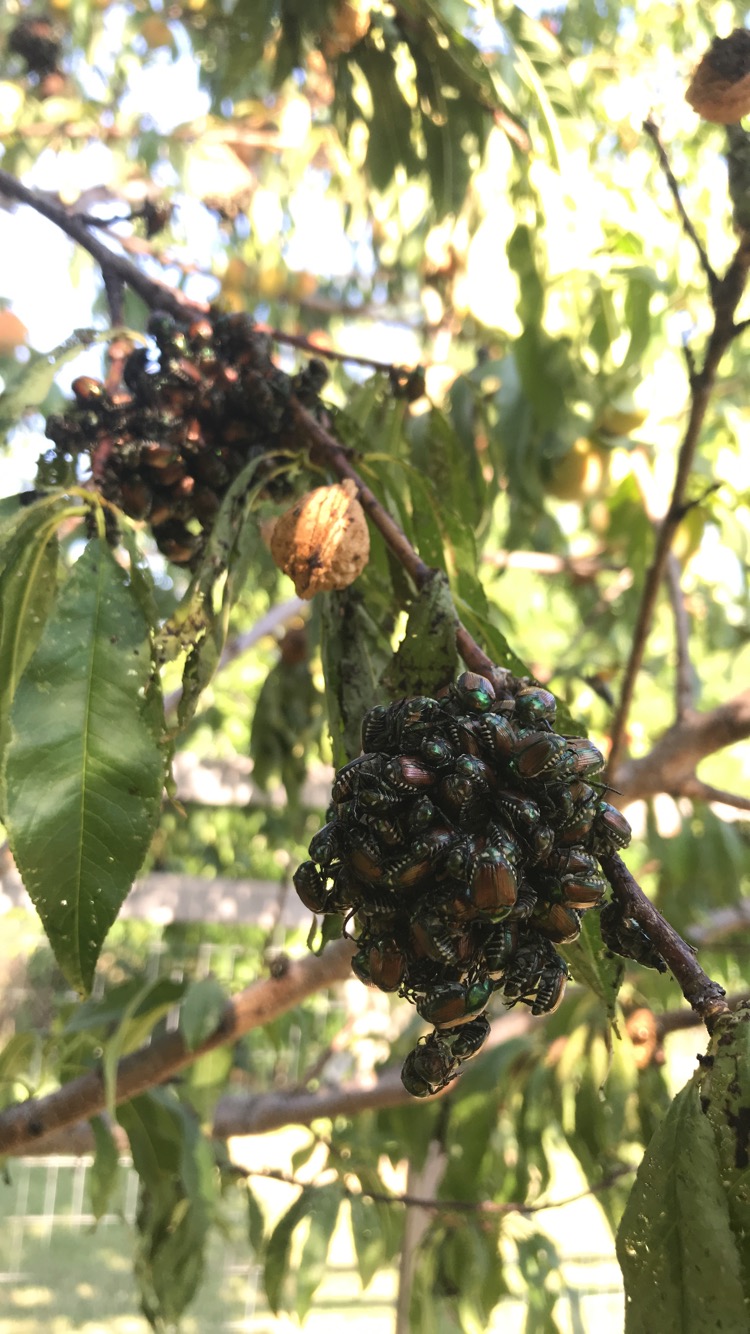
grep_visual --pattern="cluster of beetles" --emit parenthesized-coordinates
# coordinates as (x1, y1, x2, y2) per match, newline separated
(44, 311, 327, 566)
(294, 670, 644, 1098)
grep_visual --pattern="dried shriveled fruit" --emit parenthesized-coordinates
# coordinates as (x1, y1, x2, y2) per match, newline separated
(269, 479, 370, 598)
(686, 28, 750, 123)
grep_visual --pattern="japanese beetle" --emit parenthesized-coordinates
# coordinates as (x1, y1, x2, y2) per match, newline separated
(418, 735, 456, 771)
(599, 903, 667, 972)
(562, 736, 605, 780)
(399, 696, 446, 744)
(511, 731, 568, 782)
(464, 847, 518, 918)
(361, 703, 397, 753)
(71, 376, 111, 411)
(438, 1013, 491, 1060)
(534, 903, 582, 944)
(513, 686, 556, 727)
(450, 671, 496, 714)
(531, 956, 569, 1015)
(407, 796, 443, 834)
(309, 820, 347, 868)
(410, 908, 475, 968)
(383, 754, 437, 793)
(478, 712, 519, 759)
(293, 861, 330, 914)
(590, 802, 631, 853)
(502, 932, 554, 1004)
(401, 1039, 459, 1097)
(368, 937, 407, 991)
(556, 870, 607, 910)
(481, 921, 519, 980)
(494, 790, 541, 833)
(416, 977, 492, 1028)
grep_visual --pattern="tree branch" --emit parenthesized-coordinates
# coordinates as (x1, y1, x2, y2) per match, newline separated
(0, 168, 205, 322)
(599, 853, 730, 1030)
(0, 938, 355, 1157)
(607, 128, 750, 779)
(614, 688, 750, 803)
(665, 552, 695, 720)
(213, 1009, 533, 1138)
(643, 118, 718, 292)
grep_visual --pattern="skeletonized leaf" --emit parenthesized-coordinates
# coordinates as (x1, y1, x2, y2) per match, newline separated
(4, 539, 166, 994)
(320, 584, 391, 767)
(617, 1079, 748, 1333)
(696, 1004, 750, 1301)
(560, 911, 623, 1018)
(381, 571, 458, 698)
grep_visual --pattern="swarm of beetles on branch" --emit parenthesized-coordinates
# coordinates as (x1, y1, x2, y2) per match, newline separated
(43, 311, 328, 566)
(295, 670, 664, 1099)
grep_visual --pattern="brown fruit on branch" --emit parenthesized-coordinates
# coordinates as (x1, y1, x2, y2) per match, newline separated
(269, 479, 370, 599)
(686, 29, 750, 123)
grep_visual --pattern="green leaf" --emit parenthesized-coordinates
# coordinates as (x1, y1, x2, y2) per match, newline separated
(264, 1190, 312, 1314)
(295, 1183, 342, 1319)
(247, 1183, 265, 1257)
(102, 977, 187, 1117)
(0, 496, 81, 796)
(179, 976, 227, 1051)
(350, 1194, 387, 1290)
(89, 1115, 120, 1221)
(0, 1031, 38, 1101)
(617, 1080, 748, 1334)
(4, 539, 166, 993)
(62, 975, 184, 1035)
(381, 571, 458, 698)
(118, 1088, 215, 1330)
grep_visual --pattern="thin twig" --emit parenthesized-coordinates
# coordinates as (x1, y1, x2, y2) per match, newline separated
(238, 1163, 635, 1217)
(267, 327, 413, 376)
(0, 168, 205, 322)
(664, 552, 695, 720)
(677, 779, 750, 812)
(607, 152, 750, 778)
(0, 939, 355, 1157)
(643, 118, 718, 292)
(599, 853, 730, 1030)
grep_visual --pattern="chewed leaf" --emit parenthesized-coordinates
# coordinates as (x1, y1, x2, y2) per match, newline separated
(617, 1079, 748, 1333)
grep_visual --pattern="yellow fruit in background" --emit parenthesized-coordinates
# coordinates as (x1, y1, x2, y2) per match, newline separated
(545, 438, 608, 502)
(0, 310, 28, 355)
(140, 16, 173, 48)
(672, 507, 705, 564)
(222, 257, 251, 291)
(257, 265, 287, 299)
(597, 392, 648, 437)
(48, 0, 71, 9)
